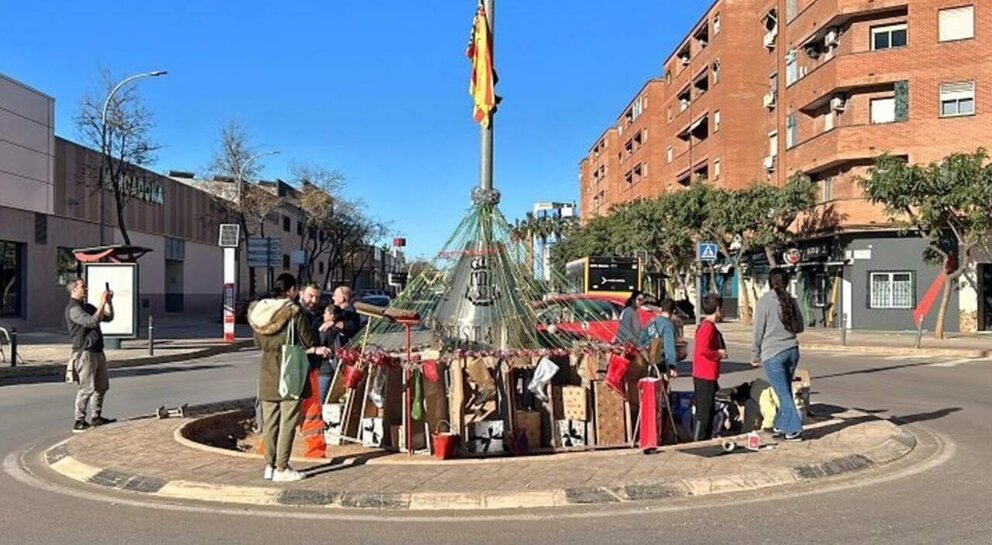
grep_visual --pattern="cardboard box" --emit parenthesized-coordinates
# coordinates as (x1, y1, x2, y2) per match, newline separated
(390, 424, 428, 452)
(360, 417, 385, 448)
(323, 403, 344, 446)
(593, 381, 627, 445)
(466, 420, 505, 455)
(514, 410, 542, 450)
(557, 419, 588, 448)
(562, 386, 589, 421)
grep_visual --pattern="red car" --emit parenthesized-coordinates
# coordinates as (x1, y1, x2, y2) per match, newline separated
(534, 293, 656, 344)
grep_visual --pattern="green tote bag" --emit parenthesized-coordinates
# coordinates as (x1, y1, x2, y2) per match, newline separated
(278, 317, 309, 400)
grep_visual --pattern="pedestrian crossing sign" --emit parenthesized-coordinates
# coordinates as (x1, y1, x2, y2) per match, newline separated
(699, 242, 718, 262)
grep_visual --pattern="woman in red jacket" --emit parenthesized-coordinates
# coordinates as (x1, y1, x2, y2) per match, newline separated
(692, 294, 727, 441)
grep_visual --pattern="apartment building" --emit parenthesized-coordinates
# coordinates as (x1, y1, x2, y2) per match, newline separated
(579, 1, 990, 332)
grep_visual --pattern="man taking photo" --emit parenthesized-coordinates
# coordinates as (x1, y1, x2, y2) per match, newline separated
(64, 278, 116, 433)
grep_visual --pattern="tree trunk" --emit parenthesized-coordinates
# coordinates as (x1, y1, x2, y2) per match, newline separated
(764, 245, 778, 267)
(934, 276, 953, 340)
(737, 264, 753, 326)
(708, 265, 718, 294)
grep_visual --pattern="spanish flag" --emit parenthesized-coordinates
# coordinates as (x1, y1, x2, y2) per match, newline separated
(467, 2, 498, 127)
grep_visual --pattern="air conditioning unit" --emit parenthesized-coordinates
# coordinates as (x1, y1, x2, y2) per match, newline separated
(763, 91, 777, 109)
(830, 95, 847, 112)
(763, 156, 777, 171)
(680, 55, 690, 66)
(805, 43, 821, 59)
(764, 29, 778, 48)
(824, 27, 840, 48)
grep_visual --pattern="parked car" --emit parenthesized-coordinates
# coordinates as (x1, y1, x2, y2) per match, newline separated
(359, 289, 391, 300)
(533, 293, 655, 344)
(360, 295, 391, 308)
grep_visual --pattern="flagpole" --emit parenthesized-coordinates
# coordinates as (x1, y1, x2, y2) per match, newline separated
(479, 0, 495, 192)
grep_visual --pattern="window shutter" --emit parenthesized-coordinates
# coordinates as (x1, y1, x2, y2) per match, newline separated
(939, 6, 974, 42)
(786, 0, 799, 23)
(870, 98, 896, 124)
(940, 81, 974, 100)
(34, 213, 48, 245)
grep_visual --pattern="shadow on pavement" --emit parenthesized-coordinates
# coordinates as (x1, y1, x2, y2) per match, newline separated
(888, 407, 962, 426)
(813, 361, 937, 381)
(306, 450, 396, 478)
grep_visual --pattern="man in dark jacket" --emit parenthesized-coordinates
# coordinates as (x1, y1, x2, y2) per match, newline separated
(331, 285, 361, 347)
(64, 278, 116, 433)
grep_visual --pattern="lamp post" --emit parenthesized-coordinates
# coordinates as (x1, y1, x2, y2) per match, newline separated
(98, 70, 168, 247)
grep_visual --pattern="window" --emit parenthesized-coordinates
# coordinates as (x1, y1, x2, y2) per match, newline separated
(712, 60, 721, 84)
(940, 81, 975, 117)
(57, 247, 79, 286)
(714, 110, 721, 132)
(319, 262, 325, 275)
(939, 6, 975, 42)
(282, 216, 291, 232)
(0, 240, 24, 317)
(786, 113, 798, 148)
(819, 177, 834, 203)
(870, 272, 915, 309)
(870, 97, 897, 124)
(297, 221, 303, 236)
(785, 50, 798, 85)
(713, 13, 721, 34)
(769, 131, 778, 157)
(871, 23, 907, 50)
(283, 254, 291, 269)
(667, 146, 673, 163)
(713, 158, 721, 180)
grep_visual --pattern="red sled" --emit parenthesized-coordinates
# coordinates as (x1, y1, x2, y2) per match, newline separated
(638, 376, 667, 451)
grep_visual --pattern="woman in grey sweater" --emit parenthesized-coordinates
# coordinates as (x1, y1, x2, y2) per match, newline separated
(751, 268, 805, 441)
(615, 291, 645, 345)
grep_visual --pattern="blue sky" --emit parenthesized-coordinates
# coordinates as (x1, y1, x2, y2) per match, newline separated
(2, 0, 707, 257)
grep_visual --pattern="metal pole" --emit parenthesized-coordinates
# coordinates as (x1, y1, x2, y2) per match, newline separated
(840, 313, 847, 346)
(9, 328, 17, 367)
(479, 0, 495, 191)
(148, 316, 154, 356)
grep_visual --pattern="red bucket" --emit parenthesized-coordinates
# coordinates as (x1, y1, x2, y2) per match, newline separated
(432, 421, 459, 460)
(605, 354, 631, 399)
(341, 364, 365, 390)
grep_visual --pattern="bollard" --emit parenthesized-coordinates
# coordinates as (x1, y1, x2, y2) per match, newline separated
(9, 327, 17, 367)
(148, 316, 154, 356)
(840, 313, 847, 346)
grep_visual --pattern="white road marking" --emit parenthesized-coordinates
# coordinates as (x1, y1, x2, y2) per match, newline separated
(929, 358, 983, 368)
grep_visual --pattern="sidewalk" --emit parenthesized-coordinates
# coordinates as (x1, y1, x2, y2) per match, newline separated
(687, 321, 992, 359)
(0, 316, 253, 380)
(42, 404, 917, 511)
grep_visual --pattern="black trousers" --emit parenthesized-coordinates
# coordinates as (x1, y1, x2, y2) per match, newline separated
(693, 378, 718, 441)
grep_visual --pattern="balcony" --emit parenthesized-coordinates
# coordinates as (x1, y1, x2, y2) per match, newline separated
(785, 122, 913, 174)
(788, 47, 912, 112)
(789, 0, 908, 41)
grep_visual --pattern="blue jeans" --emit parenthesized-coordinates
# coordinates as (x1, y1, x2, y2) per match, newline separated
(763, 347, 803, 435)
(318, 374, 333, 406)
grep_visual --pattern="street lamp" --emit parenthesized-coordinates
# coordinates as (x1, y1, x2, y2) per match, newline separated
(98, 70, 168, 246)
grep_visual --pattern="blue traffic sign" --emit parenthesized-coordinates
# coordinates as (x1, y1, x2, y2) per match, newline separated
(698, 242, 719, 262)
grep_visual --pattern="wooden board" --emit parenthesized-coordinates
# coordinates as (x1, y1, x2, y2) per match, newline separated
(593, 380, 628, 446)
(562, 386, 588, 421)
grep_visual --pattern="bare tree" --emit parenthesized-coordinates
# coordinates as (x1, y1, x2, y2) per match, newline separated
(291, 162, 345, 284)
(320, 199, 388, 289)
(207, 121, 281, 296)
(74, 69, 160, 246)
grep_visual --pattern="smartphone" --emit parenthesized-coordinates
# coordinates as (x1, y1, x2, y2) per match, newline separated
(105, 282, 111, 292)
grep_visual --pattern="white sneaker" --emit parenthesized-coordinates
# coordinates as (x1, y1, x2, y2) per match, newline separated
(272, 468, 306, 483)
(263, 466, 274, 480)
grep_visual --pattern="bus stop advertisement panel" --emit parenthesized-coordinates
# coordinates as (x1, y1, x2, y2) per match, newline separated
(568, 257, 641, 296)
(84, 263, 139, 347)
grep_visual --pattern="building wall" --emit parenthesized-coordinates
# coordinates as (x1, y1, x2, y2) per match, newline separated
(0, 74, 55, 216)
(845, 234, 959, 332)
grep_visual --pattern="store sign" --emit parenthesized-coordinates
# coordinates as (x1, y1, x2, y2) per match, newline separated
(120, 173, 165, 205)
(588, 257, 640, 293)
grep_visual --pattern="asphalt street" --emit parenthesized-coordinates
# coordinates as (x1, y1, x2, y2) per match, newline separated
(1, 344, 990, 545)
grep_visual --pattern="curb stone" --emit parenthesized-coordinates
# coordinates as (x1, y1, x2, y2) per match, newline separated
(0, 340, 253, 380)
(40, 426, 920, 511)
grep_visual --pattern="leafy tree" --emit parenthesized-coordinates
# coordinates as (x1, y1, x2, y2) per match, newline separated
(752, 173, 818, 267)
(860, 150, 992, 338)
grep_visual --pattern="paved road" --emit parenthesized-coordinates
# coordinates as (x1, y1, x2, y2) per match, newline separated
(1, 345, 990, 545)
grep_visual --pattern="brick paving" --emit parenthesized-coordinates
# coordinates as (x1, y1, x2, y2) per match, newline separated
(59, 409, 901, 496)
